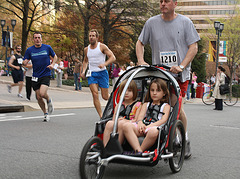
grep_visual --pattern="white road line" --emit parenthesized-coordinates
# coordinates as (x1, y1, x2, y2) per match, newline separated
(0, 116, 22, 119)
(210, 125, 240, 130)
(0, 113, 76, 122)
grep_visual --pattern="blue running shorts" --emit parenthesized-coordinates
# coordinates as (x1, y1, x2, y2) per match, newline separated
(88, 70, 109, 88)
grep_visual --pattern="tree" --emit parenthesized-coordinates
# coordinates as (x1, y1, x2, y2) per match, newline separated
(0, 0, 57, 54)
(71, 0, 97, 48)
(191, 39, 207, 83)
(221, 14, 240, 85)
(91, 0, 154, 64)
(204, 3, 240, 86)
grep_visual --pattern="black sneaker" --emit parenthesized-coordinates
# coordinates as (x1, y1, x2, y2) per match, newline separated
(185, 140, 192, 159)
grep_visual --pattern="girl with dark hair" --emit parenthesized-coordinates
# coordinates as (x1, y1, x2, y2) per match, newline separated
(123, 78, 170, 152)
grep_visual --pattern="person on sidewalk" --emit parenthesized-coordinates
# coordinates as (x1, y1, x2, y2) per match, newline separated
(24, 60, 33, 101)
(213, 66, 226, 111)
(23, 31, 57, 122)
(191, 71, 197, 99)
(63, 57, 70, 80)
(73, 57, 82, 91)
(7, 45, 24, 98)
(111, 62, 121, 87)
(54, 58, 64, 88)
(135, 0, 200, 159)
(186, 70, 192, 102)
(81, 29, 116, 118)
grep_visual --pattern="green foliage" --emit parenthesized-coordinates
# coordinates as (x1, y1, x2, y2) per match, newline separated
(232, 84, 240, 96)
(191, 39, 207, 82)
(62, 79, 89, 87)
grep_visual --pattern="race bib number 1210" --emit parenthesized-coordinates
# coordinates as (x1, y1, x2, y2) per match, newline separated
(160, 51, 178, 67)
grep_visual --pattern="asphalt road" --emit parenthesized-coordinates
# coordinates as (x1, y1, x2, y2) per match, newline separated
(0, 104, 239, 179)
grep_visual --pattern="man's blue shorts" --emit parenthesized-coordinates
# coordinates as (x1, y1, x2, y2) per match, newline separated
(88, 70, 109, 88)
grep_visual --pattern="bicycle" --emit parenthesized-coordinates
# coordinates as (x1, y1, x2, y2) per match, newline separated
(202, 85, 238, 106)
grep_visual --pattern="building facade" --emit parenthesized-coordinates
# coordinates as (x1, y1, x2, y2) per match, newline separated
(176, 0, 239, 35)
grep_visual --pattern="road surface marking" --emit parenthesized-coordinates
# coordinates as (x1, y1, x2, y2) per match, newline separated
(210, 125, 240, 130)
(0, 113, 76, 122)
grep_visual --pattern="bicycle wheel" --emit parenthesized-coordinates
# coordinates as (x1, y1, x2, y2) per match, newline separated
(79, 136, 105, 179)
(202, 91, 215, 105)
(169, 120, 185, 173)
(224, 92, 238, 106)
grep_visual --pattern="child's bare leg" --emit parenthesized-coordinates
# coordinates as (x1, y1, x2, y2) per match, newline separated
(103, 121, 114, 146)
(123, 123, 142, 152)
(140, 128, 158, 151)
(118, 120, 126, 144)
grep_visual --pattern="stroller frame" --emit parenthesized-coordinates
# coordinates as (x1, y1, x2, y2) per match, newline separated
(80, 65, 186, 179)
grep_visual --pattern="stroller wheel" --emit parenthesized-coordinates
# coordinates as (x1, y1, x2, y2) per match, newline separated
(79, 136, 105, 179)
(169, 120, 185, 173)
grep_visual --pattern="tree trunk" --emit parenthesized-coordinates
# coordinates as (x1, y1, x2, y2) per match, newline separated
(21, 0, 30, 55)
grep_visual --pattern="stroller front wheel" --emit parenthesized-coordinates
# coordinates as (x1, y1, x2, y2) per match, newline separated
(79, 136, 105, 179)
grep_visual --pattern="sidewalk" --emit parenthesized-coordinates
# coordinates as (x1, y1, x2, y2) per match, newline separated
(0, 75, 110, 112)
(2, 75, 236, 112)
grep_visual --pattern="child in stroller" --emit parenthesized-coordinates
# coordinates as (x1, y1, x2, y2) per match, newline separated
(123, 78, 170, 153)
(103, 79, 142, 146)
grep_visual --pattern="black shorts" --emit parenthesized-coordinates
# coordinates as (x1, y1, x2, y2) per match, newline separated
(11, 69, 23, 83)
(32, 76, 51, 91)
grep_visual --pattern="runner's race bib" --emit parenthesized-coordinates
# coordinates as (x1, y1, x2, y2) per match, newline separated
(86, 70, 92, 77)
(160, 51, 178, 67)
(32, 77, 38, 82)
(17, 58, 23, 64)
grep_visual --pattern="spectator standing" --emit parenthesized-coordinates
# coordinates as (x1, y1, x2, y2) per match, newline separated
(81, 29, 116, 118)
(213, 66, 226, 111)
(50, 58, 55, 80)
(118, 64, 127, 76)
(0, 67, 5, 76)
(7, 45, 24, 98)
(24, 60, 33, 101)
(210, 74, 216, 85)
(73, 58, 82, 91)
(23, 31, 57, 122)
(54, 59, 64, 87)
(126, 61, 135, 70)
(191, 71, 197, 99)
(186, 70, 192, 101)
(63, 57, 70, 80)
(111, 62, 121, 87)
(135, 0, 200, 159)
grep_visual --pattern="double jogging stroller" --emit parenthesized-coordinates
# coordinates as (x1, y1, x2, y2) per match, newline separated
(80, 65, 186, 179)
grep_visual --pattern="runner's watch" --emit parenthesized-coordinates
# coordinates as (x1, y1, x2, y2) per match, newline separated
(179, 65, 185, 71)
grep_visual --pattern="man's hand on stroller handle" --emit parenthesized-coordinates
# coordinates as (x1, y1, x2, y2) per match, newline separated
(170, 65, 183, 74)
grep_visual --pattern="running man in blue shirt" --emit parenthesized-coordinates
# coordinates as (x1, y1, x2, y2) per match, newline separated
(23, 32, 57, 122)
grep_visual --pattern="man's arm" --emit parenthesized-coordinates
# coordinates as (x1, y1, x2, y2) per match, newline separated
(47, 54, 58, 70)
(81, 47, 89, 78)
(99, 43, 116, 69)
(8, 55, 20, 70)
(136, 40, 149, 66)
(170, 42, 198, 74)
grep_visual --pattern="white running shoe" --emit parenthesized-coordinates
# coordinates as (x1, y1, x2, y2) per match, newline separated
(43, 113, 50, 122)
(7, 85, 12, 93)
(17, 94, 23, 98)
(47, 99, 54, 114)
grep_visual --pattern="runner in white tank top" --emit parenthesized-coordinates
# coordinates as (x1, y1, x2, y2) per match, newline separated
(87, 42, 106, 72)
(81, 29, 116, 118)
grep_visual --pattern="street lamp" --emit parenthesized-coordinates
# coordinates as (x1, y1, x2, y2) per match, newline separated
(1, 19, 16, 75)
(214, 21, 224, 75)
